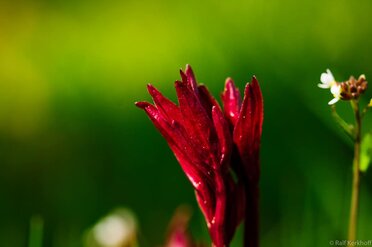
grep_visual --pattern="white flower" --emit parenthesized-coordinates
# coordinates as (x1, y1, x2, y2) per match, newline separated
(318, 69, 337, 89)
(328, 84, 341, 105)
(318, 69, 342, 105)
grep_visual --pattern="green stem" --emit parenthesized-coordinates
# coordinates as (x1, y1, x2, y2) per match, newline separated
(348, 100, 361, 244)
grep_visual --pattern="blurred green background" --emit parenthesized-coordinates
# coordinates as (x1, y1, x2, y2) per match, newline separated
(1, 0, 372, 246)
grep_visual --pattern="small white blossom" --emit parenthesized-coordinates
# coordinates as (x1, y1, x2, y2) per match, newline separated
(318, 69, 342, 105)
(328, 84, 341, 105)
(318, 69, 337, 89)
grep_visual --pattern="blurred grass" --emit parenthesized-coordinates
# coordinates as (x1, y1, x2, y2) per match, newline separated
(0, 0, 372, 246)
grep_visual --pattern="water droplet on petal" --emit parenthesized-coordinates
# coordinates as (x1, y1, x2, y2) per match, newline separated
(211, 217, 215, 224)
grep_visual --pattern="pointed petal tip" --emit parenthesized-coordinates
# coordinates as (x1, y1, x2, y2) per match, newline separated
(174, 80, 186, 90)
(243, 81, 251, 91)
(135, 101, 150, 109)
(179, 69, 187, 82)
(146, 84, 161, 97)
(224, 77, 237, 92)
(251, 75, 258, 83)
(185, 64, 194, 75)
(225, 77, 234, 85)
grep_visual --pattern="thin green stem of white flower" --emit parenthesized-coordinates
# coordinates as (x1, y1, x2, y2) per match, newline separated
(348, 100, 361, 245)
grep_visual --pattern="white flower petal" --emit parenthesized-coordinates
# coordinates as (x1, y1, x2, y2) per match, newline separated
(318, 83, 330, 89)
(330, 84, 341, 96)
(320, 69, 335, 86)
(328, 97, 340, 105)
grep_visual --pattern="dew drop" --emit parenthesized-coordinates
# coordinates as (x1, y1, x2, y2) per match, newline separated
(211, 217, 215, 224)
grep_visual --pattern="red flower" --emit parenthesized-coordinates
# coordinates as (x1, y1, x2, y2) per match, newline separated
(136, 65, 263, 247)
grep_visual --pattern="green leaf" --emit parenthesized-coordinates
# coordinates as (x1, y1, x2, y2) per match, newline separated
(360, 133, 372, 172)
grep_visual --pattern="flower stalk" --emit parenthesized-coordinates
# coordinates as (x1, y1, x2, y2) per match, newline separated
(348, 100, 361, 244)
(244, 186, 259, 247)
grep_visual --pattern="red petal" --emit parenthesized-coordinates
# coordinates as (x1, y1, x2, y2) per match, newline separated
(147, 84, 183, 124)
(135, 102, 212, 187)
(221, 78, 242, 126)
(225, 181, 245, 241)
(212, 106, 232, 168)
(179, 69, 188, 85)
(233, 77, 263, 184)
(195, 185, 216, 225)
(175, 80, 218, 166)
(198, 85, 221, 118)
(212, 171, 228, 247)
(184, 64, 198, 94)
(251, 76, 264, 150)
